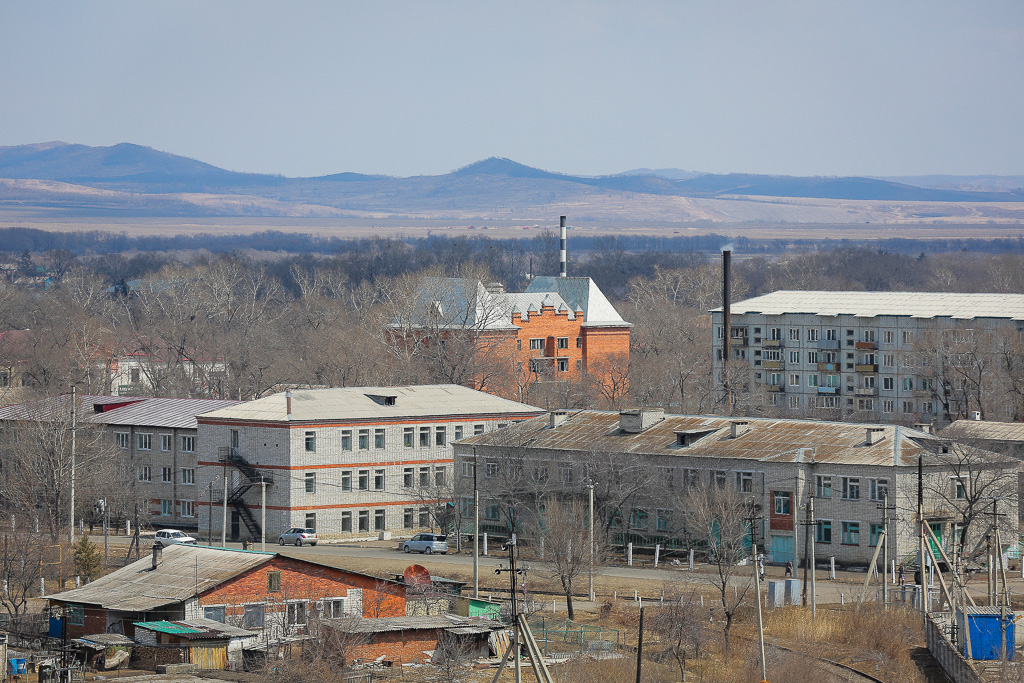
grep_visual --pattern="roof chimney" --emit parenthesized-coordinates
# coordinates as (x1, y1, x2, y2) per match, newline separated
(730, 420, 749, 438)
(971, 410, 982, 421)
(285, 390, 292, 420)
(152, 544, 163, 570)
(550, 410, 569, 429)
(619, 408, 665, 433)
(914, 422, 935, 434)
(486, 282, 505, 294)
(559, 215, 567, 278)
(722, 247, 732, 409)
(865, 427, 886, 445)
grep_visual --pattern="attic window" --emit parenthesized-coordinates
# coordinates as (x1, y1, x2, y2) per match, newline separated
(938, 442, 951, 454)
(367, 394, 397, 406)
(674, 429, 715, 448)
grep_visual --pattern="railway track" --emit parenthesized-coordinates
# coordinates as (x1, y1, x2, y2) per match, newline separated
(764, 641, 887, 683)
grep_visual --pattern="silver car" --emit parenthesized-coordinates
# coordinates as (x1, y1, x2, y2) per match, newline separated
(278, 527, 318, 547)
(402, 533, 448, 554)
(154, 529, 197, 548)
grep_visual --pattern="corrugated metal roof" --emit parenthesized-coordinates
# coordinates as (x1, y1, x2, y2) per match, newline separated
(329, 615, 494, 633)
(942, 420, 1024, 443)
(711, 290, 1024, 321)
(134, 618, 255, 640)
(457, 411, 963, 467)
(0, 395, 241, 429)
(50, 545, 273, 612)
(134, 620, 201, 635)
(198, 385, 543, 424)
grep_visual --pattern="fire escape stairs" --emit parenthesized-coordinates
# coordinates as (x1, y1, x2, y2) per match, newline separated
(218, 447, 273, 540)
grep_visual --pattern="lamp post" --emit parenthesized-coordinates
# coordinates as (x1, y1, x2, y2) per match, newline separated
(587, 480, 595, 602)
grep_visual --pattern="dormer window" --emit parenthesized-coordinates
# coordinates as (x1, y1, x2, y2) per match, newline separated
(674, 429, 715, 447)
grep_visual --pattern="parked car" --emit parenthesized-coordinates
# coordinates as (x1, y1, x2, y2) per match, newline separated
(278, 527, 318, 547)
(402, 533, 448, 555)
(154, 529, 197, 547)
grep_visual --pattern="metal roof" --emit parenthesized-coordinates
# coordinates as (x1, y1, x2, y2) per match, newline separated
(525, 277, 630, 327)
(941, 420, 1024, 443)
(328, 615, 496, 634)
(456, 411, 970, 468)
(134, 618, 255, 640)
(711, 290, 1024, 321)
(0, 395, 241, 429)
(197, 384, 543, 424)
(49, 545, 273, 612)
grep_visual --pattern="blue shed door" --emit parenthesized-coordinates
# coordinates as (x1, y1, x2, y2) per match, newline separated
(769, 535, 794, 564)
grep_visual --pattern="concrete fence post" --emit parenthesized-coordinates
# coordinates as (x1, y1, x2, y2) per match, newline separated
(39, 577, 45, 597)
(689, 548, 694, 570)
(627, 542, 633, 566)
(829, 556, 836, 580)
(654, 544, 660, 568)
(482, 533, 487, 556)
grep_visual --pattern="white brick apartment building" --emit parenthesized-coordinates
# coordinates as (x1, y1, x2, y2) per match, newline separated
(712, 291, 1024, 423)
(195, 385, 543, 543)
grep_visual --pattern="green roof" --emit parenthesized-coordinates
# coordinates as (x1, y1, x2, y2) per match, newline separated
(134, 621, 201, 635)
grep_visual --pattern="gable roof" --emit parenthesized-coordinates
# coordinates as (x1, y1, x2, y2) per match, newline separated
(0, 395, 241, 429)
(524, 276, 630, 327)
(941, 420, 1024, 443)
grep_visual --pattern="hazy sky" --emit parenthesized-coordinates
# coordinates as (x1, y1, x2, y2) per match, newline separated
(2, 1, 1022, 178)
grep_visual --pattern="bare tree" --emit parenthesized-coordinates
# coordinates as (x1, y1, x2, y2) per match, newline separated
(648, 587, 709, 682)
(0, 522, 45, 616)
(530, 499, 602, 620)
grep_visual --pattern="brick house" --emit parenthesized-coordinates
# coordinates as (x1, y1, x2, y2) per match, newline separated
(327, 615, 501, 665)
(49, 544, 406, 641)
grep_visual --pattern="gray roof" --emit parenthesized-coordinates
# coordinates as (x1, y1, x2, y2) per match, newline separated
(197, 384, 543, 424)
(0, 395, 241, 430)
(712, 290, 1024, 321)
(941, 420, 1024, 443)
(455, 411, 1003, 468)
(525, 276, 630, 327)
(50, 545, 273, 612)
(328, 615, 497, 634)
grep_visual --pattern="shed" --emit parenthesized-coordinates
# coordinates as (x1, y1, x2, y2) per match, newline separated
(325, 615, 503, 665)
(956, 607, 1017, 660)
(134, 618, 255, 670)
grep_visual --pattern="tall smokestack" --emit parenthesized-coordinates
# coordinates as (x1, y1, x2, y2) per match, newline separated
(722, 248, 732, 410)
(559, 215, 567, 278)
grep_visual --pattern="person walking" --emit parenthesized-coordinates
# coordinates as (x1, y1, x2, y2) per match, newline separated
(785, 560, 794, 577)
(898, 563, 906, 586)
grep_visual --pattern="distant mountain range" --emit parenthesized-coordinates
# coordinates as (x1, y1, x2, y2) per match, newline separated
(0, 142, 1021, 222)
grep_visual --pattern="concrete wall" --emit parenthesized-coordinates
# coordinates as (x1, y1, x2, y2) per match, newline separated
(927, 613, 985, 683)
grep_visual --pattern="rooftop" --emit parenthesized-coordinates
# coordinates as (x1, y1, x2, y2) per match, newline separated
(712, 290, 1024, 321)
(0, 395, 241, 429)
(197, 384, 543, 424)
(328, 614, 498, 634)
(941, 420, 1024, 443)
(133, 618, 255, 640)
(455, 411, 997, 468)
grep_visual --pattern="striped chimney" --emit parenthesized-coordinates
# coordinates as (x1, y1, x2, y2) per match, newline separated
(559, 215, 567, 277)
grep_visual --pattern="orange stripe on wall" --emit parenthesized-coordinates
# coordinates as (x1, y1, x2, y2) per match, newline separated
(197, 499, 437, 510)
(197, 458, 451, 469)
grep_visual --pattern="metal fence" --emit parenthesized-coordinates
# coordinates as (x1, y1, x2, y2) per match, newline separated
(526, 616, 621, 657)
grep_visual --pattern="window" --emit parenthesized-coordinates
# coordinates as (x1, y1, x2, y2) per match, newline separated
(807, 351, 819, 364)
(789, 351, 800, 364)
(374, 469, 385, 490)
(882, 377, 894, 391)
(161, 467, 172, 483)
(815, 475, 832, 499)
(656, 509, 670, 532)
(485, 461, 498, 478)
(557, 337, 569, 349)
(374, 428, 386, 449)
(358, 429, 369, 450)
(305, 431, 316, 452)
(286, 602, 307, 626)
(181, 468, 195, 485)
(841, 478, 860, 500)
(341, 430, 352, 451)
(419, 507, 430, 527)
(557, 358, 569, 372)
(815, 520, 832, 543)
(138, 466, 151, 482)
(230, 429, 239, 452)
(533, 465, 548, 483)
(769, 327, 781, 340)
(869, 523, 884, 547)
(883, 330, 894, 344)
(787, 328, 798, 341)
(404, 467, 414, 488)
(883, 399, 894, 413)
(474, 424, 485, 436)
(374, 509, 386, 531)
(735, 471, 753, 493)
(461, 459, 474, 478)
(485, 504, 501, 521)
(713, 471, 727, 488)
(404, 508, 414, 529)
(807, 328, 819, 341)
(403, 427, 414, 447)
(857, 399, 874, 411)
(560, 462, 573, 484)
(160, 499, 172, 516)
(358, 511, 369, 531)
(683, 469, 700, 489)
(204, 606, 226, 623)
(358, 470, 369, 491)
(243, 604, 265, 629)
(341, 470, 352, 491)
(115, 432, 129, 449)
(454, 426, 463, 441)
(435, 426, 446, 446)
(773, 491, 791, 515)
(826, 374, 839, 387)
(341, 511, 352, 532)
(870, 478, 888, 501)
(807, 374, 818, 387)
(434, 467, 446, 486)
(576, 337, 582, 348)
(789, 395, 800, 409)
(826, 329, 838, 341)
(180, 500, 195, 517)
(922, 401, 934, 414)
(305, 472, 316, 494)
(137, 433, 152, 450)
(305, 513, 316, 531)
(630, 509, 649, 530)
(268, 571, 282, 592)
(902, 330, 913, 344)
(419, 427, 430, 447)
(160, 434, 172, 451)
(954, 477, 966, 500)
(180, 435, 195, 453)
(419, 467, 430, 487)
(863, 330, 875, 342)
(529, 338, 544, 350)
(841, 521, 860, 545)
(903, 400, 914, 413)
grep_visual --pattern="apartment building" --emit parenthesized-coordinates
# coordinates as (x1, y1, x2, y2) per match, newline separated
(454, 409, 1019, 568)
(195, 385, 543, 543)
(712, 291, 1024, 423)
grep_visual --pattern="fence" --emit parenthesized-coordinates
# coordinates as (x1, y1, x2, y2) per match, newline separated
(526, 616, 621, 657)
(926, 613, 984, 683)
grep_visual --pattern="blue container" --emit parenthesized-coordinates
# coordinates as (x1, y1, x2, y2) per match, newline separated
(8, 658, 27, 675)
(957, 608, 1016, 661)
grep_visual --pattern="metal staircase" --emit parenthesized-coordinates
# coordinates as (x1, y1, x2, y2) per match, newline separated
(218, 447, 273, 540)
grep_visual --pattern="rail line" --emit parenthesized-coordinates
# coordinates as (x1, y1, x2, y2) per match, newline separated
(764, 641, 887, 683)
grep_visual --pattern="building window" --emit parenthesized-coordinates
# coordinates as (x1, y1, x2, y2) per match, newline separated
(435, 426, 446, 446)
(268, 571, 282, 592)
(374, 469, 385, 490)
(789, 395, 800, 409)
(807, 374, 818, 387)
(341, 430, 352, 451)
(358, 429, 369, 450)
(841, 521, 860, 545)
(882, 377, 894, 391)
(826, 329, 838, 341)
(883, 399, 894, 413)
(841, 478, 860, 500)
(419, 427, 430, 447)
(358, 470, 369, 491)
(230, 429, 239, 452)
(807, 351, 819, 364)
(181, 435, 195, 452)
(434, 466, 446, 486)
(485, 461, 498, 478)
(305, 472, 316, 494)
(857, 399, 874, 411)
(557, 359, 569, 372)
(954, 477, 966, 500)
(736, 471, 753, 493)
(773, 491, 791, 515)
(115, 432, 129, 449)
(454, 426, 463, 441)
(138, 466, 151, 482)
(529, 338, 544, 350)
(816, 520, 832, 543)
(204, 605, 226, 623)
(789, 328, 800, 341)
(902, 331, 913, 344)
(922, 401, 934, 414)
(404, 508, 414, 529)
(160, 434, 172, 452)
(419, 507, 430, 527)
(576, 337, 582, 348)
(286, 602, 307, 627)
(304, 431, 316, 452)
(404, 467, 414, 488)
(358, 511, 369, 531)
(137, 433, 152, 450)
(559, 462, 573, 484)
(374, 428, 386, 449)
(341, 470, 352, 491)
(341, 511, 352, 532)
(181, 468, 195, 485)
(815, 475, 832, 499)
(870, 478, 888, 501)
(161, 467, 172, 483)
(305, 513, 316, 531)
(789, 350, 800, 363)
(374, 509, 386, 531)
(419, 466, 430, 487)
(180, 500, 195, 517)
(903, 400, 915, 413)
(243, 604, 265, 629)
(807, 328, 819, 341)
(869, 523, 884, 547)
(461, 459, 474, 478)
(159, 499, 172, 515)
(474, 424, 485, 435)
(557, 337, 569, 349)
(883, 330, 894, 344)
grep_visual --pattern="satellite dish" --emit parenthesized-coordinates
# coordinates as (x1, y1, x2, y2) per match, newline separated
(404, 564, 431, 588)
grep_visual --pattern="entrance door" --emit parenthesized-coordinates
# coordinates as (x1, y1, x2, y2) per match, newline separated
(230, 511, 240, 541)
(928, 522, 943, 557)
(769, 534, 794, 564)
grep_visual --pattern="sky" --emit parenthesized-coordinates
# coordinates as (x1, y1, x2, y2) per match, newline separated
(1, 1, 1023, 178)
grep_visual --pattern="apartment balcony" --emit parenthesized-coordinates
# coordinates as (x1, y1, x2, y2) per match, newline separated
(766, 384, 785, 393)
(855, 364, 879, 373)
(854, 387, 879, 397)
(817, 362, 840, 372)
(729, 337, 748, 347)
(912, 389, 934, 398)
(817, 386, 839, 394)
(762, 361, 784, 370)
(816, 339, 840, 350)
(762, 339, 782, 348)
(855, 341, 877, 350)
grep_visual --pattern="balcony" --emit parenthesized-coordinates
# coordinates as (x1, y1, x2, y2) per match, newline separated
(729, 336, 748, 347)
(854, 387, 878, 397)
(855, 341, 877, 350)
(855, 364, 879, 373)
(816, 339, 840, 350)
(766, 384, 785, 393)
(817, 362, 840, 372)
(762, 339, 782, 348)
(762, 361, 784, 370)
(913, 389, 934, 398)
(817, 386, 839, 394)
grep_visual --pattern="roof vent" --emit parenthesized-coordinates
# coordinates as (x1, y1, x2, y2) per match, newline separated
(619, 408, 665, 434)
(550, 410, 569, 429)
(865, 427, 886, 445)
(152, 544, 163, 570)
(674, 429, 715, 447)
(730, 420, 750, 438)
(971, 411, 982, 421)
(913, 422, 934, 435)
(367, 394, 398, 406)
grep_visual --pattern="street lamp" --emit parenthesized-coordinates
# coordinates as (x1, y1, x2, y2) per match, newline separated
(585, 479, 595, 603)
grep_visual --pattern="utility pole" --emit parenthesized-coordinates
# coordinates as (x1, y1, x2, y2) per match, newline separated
(918, 453, 927, 623)
(635, 605, 645, 683)
(473, 447, 479, 599)
(494, 534, 523, 683)
(799, 495, 817, 619)
(587, 480, 595, 603)
(221, 468, 228, 547)
(68, 385, 76, 546)
(753, 542, 767, 681)
(260, 478, 267, 552)
(877, 493, 897, 608)
(100, 498, 108, 569)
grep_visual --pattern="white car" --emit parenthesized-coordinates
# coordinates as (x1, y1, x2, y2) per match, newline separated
(154, 529, 198, 547)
